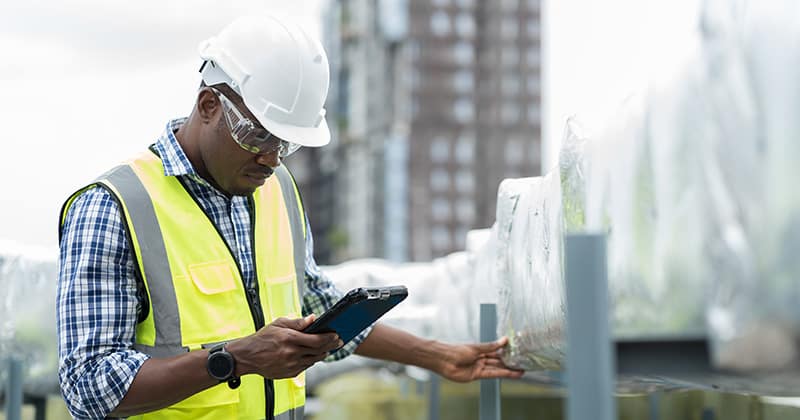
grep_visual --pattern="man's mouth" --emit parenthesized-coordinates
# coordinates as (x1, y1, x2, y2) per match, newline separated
(245, 168, 273, 184)
(251, 167, 274, 179)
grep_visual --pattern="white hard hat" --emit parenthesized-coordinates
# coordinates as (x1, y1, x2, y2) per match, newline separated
(199, 15, 331, 148)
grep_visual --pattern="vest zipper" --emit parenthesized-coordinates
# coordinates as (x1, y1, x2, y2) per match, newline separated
(245, 286, 274, 420)
(247, 195, 275, 420)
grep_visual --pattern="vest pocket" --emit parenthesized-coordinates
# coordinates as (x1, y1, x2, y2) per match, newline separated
(182, 261, 251, 345)
(265, 274, 300, 320)
(189, 261, 238, 294)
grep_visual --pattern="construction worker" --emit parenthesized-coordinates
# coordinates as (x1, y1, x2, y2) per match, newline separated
(57, 15, 523, 420)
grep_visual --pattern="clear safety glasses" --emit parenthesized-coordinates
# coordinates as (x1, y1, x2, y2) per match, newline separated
(213, 88, 302, 158)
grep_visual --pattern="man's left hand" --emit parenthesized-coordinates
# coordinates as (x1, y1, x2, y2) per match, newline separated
(436, 337, 525, 382)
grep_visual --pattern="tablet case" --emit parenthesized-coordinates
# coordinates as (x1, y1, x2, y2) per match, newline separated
(303, 285, 408, 349)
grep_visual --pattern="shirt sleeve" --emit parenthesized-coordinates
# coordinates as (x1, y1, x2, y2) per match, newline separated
(57, 186, 150, 419)
(301, 216, 373, 361)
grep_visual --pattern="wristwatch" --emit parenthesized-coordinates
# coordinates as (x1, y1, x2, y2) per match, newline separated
(207, 343, 241, 389)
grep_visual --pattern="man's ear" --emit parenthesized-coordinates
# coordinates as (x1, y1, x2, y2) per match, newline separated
(196, 88, 220, 124)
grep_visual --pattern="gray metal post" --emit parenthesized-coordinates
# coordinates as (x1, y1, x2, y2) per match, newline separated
(648, 391, 661, 420)
(427, 374, 440, 420)
(5, 357, 23, 420)
(480, 303, 500, 420)
(564, 234, 615, 420)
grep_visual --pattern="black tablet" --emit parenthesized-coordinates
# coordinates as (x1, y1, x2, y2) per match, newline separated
(303, 285, 408, 349)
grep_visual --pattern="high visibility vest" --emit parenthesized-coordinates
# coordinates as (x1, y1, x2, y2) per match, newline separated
(60, 150, 308, 420)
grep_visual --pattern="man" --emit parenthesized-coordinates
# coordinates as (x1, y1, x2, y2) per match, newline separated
(57, 15, 523, 420)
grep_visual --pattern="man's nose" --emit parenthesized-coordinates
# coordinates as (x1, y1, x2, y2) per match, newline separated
(255, 151, 281, 168)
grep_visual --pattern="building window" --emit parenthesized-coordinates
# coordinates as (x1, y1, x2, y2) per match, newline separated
(526, 47, 541, 67)
(501, 47, 519, 68)
(455, 171, 475, 194)
(501, 17, 518, 39)
(505, 138, 525, 166)
(527, 75, 540, 94)
(502, 0, 519, 11)
(452, 69, 474, 93)
(430, 137, 450, 163)
(454, 13, 476, 38)
(501, 75, 521, 96)
(409, 68, 421, 90)
(431, 225, 451, 250)
(337, 70, 350, 119)
(433, 0, 450, 6)
(455, 198, 475, 223)
(527, 19, 541, 38)
(502, 103, 521, 124)
(430, 11, 451, 36)
(432, 199, 452, 221)
(430, 169, 450, 191)
(527, 102, 541, 123)
(455, 225, 470, 248)
(455, 133, 475, 164)
(452, 41, 475, 65)
(453, 98, 475, 123)
(455, 0, 474, 8)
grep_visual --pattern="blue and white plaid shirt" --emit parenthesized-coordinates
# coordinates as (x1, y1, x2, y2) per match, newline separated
(57, 118, 369, 419)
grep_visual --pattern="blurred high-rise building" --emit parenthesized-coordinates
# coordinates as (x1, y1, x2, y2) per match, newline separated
(296, 0, 542, 264)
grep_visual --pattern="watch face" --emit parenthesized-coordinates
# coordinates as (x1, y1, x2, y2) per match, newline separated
(208, 352, 233, 379)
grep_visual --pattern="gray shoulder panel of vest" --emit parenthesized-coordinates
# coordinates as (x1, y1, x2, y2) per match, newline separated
(103, 165, 184, 357)
(274, 166, 307, 301)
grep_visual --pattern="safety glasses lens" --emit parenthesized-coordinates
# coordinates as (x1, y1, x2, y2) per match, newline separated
(215, 88, 301, 157)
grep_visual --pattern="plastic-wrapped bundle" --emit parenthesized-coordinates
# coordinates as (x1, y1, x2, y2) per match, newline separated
(703, 0, 800, 371)
(496, 173, 566, 371)
(0, 240, 59, 397)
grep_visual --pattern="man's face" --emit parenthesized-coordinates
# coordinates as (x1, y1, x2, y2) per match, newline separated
(201, 87, 281, 196)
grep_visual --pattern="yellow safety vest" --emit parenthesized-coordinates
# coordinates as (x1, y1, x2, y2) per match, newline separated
(60, 150, 308, 420)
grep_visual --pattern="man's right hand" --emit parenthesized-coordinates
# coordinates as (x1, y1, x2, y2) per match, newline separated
(226, 315, 343, 380)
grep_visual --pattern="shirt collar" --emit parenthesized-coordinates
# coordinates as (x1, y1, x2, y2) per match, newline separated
(154, 118, 197, 178)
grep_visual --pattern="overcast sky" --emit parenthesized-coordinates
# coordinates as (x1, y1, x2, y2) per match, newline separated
(0, 1, 326, 251)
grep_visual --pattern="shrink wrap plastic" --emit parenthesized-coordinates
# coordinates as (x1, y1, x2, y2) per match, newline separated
(0, 241, 59, 396)
(702, 0, 800, 371)
(498, 0, 800, 374)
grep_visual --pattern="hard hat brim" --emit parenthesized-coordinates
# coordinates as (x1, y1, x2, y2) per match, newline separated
(259, 114, 331, 148)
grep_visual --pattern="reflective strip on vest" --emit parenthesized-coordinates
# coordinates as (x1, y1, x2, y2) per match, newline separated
(273, 165, 306, 300)
(101, 165, 188, 357)
(275, 406, 304, 420)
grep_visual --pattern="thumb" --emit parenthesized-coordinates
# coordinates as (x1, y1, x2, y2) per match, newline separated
(474, 337, 509, 354)
(271, 315, 315, 331)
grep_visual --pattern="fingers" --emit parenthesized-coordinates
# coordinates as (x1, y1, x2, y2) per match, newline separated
(472, 336, 510, 354)
(477, 358, 525, 379)
(476, 366, 526, 380)
(286, 329, 342, 351)
(262, 321, 341, 354)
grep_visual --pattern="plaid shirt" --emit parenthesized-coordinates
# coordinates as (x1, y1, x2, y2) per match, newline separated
(57, 118, 369, 419)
